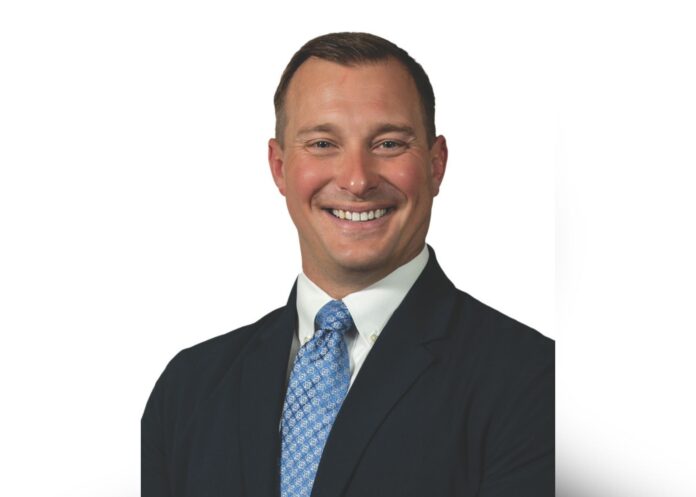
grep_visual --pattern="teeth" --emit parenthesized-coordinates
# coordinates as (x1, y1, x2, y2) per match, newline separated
(331, 208, 388, 222)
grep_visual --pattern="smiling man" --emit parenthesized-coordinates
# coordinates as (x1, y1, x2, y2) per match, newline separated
(142, 33, 554, 497)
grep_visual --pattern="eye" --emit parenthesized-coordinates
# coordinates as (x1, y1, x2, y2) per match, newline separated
(374, 139, 406, 153)
(310, 140, 334, 149)
(379, 140, 401, 149)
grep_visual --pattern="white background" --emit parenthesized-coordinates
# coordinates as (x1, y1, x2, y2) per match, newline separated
(0, 1, 693, 496)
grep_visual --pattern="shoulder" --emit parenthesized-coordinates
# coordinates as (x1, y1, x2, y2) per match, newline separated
(141, 303, 293, 468)
(453, 289, 553, 360)
(435, 287, 554, 409)
(148, 305, 288, 416)
(447, 287, 554, 427)
(410, 250, 553, 381)
(417, 248, 553, 367)
(168, 305, 285, 378)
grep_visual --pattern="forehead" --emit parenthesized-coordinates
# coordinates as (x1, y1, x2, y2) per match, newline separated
(284, 57, 424, 132)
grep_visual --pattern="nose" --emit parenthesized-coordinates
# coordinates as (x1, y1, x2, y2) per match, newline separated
(335, 146, 379, 198)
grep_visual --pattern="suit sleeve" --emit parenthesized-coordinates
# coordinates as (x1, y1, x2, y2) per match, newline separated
(141, 363, 173, 497)
(477, 341, 555, 497)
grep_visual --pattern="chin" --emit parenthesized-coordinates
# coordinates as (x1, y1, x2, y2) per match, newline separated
(328, 245, 397, 274)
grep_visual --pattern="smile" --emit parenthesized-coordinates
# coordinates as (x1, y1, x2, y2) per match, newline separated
(329, 208, 391, 222)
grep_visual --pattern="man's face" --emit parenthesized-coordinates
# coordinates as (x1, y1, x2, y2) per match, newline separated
(268, 57, 447, 290)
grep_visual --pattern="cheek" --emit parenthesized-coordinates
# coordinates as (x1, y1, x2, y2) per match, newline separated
(383, 159, 431, 200)
(285, 159, 331, 205)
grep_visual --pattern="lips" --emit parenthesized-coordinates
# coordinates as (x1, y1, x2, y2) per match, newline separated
(328, 208, 390, 222)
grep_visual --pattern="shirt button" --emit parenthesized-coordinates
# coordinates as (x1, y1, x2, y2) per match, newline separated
(370, 334, 378, 344)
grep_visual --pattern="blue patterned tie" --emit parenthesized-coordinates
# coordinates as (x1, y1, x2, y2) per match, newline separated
(280, 300, 353, 497)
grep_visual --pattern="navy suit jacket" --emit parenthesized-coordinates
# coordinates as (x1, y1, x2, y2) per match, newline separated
(142, 249, 554, 496)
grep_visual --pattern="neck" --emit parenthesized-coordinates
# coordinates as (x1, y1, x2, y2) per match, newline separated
(302, 266, 396, 300)
(301, 245, 425, 300)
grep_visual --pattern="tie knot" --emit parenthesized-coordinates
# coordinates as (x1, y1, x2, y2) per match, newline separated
(315, 300, 353, 336)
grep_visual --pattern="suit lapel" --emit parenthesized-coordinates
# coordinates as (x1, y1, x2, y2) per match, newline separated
(239, 286, 297, 497)
(310, 249, 457, 497)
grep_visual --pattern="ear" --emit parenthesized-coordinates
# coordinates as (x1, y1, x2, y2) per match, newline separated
(268, 138, 287, 196)
(429, 135, 448, 196)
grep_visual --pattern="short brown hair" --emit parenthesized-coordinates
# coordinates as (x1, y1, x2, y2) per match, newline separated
(273, 32, 436, 146)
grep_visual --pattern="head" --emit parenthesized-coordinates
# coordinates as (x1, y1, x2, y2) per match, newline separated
(268, 32, 448, 297)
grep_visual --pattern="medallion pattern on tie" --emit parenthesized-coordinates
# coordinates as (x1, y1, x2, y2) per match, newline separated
(280, 300, 353, 497)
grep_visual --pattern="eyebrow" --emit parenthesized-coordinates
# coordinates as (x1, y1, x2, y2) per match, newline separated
(372, 123, 416, 137)
(295, 123, 416, 139)
(296, 123, 340, 138)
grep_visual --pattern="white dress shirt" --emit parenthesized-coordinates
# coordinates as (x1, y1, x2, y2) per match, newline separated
(288, 245, 429, 389)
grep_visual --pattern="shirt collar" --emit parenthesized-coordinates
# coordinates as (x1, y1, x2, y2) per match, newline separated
(296, 245, 429, 345)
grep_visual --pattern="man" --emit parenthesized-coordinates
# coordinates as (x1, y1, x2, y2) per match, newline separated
(142, 32, 554, 497)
